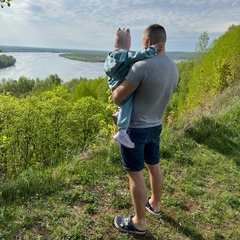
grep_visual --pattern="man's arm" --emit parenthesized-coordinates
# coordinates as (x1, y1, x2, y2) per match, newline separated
(112, 79, 136, 106)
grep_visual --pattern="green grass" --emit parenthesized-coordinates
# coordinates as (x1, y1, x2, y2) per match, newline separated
(0, 84, 240, 239)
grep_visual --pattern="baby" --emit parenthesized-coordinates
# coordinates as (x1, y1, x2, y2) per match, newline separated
(104, 28, 158, 148)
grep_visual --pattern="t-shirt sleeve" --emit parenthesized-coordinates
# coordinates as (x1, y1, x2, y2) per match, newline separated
(125, 61, 145, 88)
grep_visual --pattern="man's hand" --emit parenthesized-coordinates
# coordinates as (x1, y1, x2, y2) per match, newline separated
(112, 80, 136, 106)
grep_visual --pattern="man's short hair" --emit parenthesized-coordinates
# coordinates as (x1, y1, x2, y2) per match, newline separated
(143, 24, 167, 44)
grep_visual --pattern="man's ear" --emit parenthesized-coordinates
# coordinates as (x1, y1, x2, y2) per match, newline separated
(146, 37, 151, 47)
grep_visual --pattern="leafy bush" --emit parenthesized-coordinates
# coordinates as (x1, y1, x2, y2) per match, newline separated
(0, 90, 112, 179)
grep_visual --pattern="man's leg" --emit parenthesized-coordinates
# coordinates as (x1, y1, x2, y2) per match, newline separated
(127, 170, 148, 231)
(146, 163, 163, 213)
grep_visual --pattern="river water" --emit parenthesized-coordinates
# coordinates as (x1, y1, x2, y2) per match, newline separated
(0, 52, 106, 82)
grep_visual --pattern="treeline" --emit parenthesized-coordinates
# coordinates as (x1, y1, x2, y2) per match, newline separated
(60, 51, 196, 63)
(60, 52, 196, 63)
(0, 75, 112, 179)
(0, 54, 16, 68)
(60, 52, 108, 62)
(166, 24, 240, 123)
(0, 45, 109, 62)
(1, 45, 195, 62)
(0, 74, 109, 101)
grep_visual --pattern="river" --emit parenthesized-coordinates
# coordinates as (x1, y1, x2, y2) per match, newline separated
(0, 52, 106, 82)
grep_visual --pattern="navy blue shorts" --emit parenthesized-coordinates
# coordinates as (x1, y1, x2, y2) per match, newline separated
(120, 124, 162, 171)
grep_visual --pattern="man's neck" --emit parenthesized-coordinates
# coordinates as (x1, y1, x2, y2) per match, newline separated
(157, 48, 166, 55)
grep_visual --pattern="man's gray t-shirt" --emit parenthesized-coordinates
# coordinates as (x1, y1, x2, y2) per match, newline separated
(126, 54, 179, 128)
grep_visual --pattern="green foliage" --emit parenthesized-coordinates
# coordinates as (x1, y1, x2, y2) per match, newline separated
(63, 78, 81, 92)
(69, 96, 112, 151)
(0, 74, 62, 97)
(165, 60, 195, 122)
(0, 0, 11, 8)
(195, 31, 209, 60)
(188, 25, 240, 108)
(0, 73, 112, 180)
(32, 74, 62, 95)
(169, 24, 240, 121)
(0, 74, 109, 102)
(0, 77, 35, 97)
(74, 80, 93, 99)
(0, 89, 112, 179)
(72, 76, 108, 102)
(59, 51, 108, 62)
(0, 54, 16, 68)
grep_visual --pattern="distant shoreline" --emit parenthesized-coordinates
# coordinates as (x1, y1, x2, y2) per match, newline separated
(0, 45, 109, 54)
(0, 52, 105, 81)
(0, 45, 196, 61)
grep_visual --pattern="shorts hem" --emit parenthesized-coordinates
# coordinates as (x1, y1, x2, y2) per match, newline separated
(124, 167, 144, 172)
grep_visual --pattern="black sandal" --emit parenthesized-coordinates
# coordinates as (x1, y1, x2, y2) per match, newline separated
(146, 197, 161, 216)
(114, 216, 146, 235)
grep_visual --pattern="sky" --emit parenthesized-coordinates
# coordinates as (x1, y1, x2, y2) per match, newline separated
(0, 0, 239, 52)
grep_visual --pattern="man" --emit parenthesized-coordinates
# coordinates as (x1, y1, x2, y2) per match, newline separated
(112, 24, 179, 235)
(104, 27, 158, 149)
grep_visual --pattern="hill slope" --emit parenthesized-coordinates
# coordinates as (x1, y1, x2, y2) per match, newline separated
(0, 83, 239, 239)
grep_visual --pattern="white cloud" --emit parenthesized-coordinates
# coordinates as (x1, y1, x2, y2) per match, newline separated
(0, 0, 239, 51)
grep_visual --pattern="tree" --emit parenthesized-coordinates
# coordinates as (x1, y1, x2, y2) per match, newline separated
(195, 31, 209, 60)
(0, 55, 16, 68)
(1, 0, 11, 8)
(69, 97, 111, 151)
(32, 74, 62, 95)
(73, 80, 93, 100)
(184, 25, 240, 113)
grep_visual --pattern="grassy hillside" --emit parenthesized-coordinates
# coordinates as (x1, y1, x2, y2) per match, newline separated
(0, 82, 239, 239)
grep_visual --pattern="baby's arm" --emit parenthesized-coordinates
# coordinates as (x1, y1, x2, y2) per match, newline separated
(127, 45, 158, 64)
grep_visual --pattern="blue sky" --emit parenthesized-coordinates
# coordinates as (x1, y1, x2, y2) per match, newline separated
(0, 0, 239, 52)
